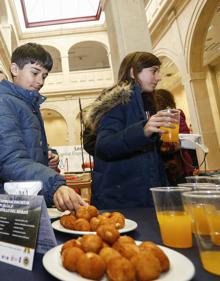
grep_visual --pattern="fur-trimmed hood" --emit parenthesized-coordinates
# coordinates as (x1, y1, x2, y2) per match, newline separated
(83, 83, 134, 132)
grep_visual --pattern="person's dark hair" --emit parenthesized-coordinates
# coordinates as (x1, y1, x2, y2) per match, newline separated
(154, 89, 176, 111)
(118, 51, 161, 84)
(11, 43, 53, 71)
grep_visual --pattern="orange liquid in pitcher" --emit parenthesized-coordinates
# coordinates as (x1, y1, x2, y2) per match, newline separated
(160, 122, 180, 142)
(156, 211, 192, 248)
(200, 251, 220, 275)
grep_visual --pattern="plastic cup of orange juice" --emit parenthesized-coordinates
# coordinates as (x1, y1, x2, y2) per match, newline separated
(160, 108, 180, 143)
(150, 187, 192, 248)
(182, 190, 220, 276)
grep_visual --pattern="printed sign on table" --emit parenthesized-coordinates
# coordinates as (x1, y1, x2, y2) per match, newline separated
(0, 194, 56, 271)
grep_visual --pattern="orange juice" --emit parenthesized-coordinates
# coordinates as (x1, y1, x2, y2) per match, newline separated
(188, 204, 210, 235)
(160, 122, 180, 142)
(206, 211, 220, 246)
(200, 251, 220, 275)
(156, 211, 192, 248)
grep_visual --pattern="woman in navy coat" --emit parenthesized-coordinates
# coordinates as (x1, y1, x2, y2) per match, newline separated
(84, 52, 178, 209)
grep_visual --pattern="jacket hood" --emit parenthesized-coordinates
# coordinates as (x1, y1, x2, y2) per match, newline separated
(83, 83, 136, 132)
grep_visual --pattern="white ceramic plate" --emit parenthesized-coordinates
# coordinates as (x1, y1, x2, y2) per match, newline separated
(47, 208, 70, 219)
(52, 218, 138, 235)
(43, 242, 195, 281)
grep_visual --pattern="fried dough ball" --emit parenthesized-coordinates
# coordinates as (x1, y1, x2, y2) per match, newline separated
(139, 241, 170, 272)
(81, 234, 103, 253)
(110, 212, 125, 229)
(76, 205, 99, 220)
(87, 205, 99, 218)
(113, 235, 136, 247)
(97, 215, 109, 224)
(99, 247, 121, 265)
(97, 218, 114, 228)
(90, 217, 101, 231)
(61, 239, 82, 254)
(97, 214, 107, 219)
(76, 252, 106, 280)
(90, 215, 110, 230)
(111, 211, 125, 217)
(113, 242, 140, 259)
(62, 247, 84, 272)
(106, 256, 136, 281)
(131, 251, 161, 281)
(113, 236, 136, 252)
(96, 224, 120, 244)
(74, 218, 90, 231)
(76, 206, 91, 220)
(60, 214, 76, 230)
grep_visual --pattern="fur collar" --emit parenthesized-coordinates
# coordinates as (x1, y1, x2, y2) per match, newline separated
(83, 83, 133, 132)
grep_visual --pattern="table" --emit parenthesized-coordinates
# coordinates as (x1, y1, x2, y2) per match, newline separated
(0, 208, 219, 281)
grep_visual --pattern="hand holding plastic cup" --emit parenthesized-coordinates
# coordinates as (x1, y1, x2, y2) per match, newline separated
(182, 190, 220, 276)
(150, 187, 192, 248)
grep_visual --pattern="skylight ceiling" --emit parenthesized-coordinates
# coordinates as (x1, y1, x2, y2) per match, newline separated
(13, 0, 104, 32)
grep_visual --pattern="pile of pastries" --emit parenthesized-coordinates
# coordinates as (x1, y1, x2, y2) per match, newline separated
(60, 205, 126, 231)
(61, 223, 170, 281)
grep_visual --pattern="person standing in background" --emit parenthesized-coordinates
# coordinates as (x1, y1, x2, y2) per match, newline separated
(83, 51, 179, 209)
(0, 42, 86, 211)
(155, 89, 194, 185)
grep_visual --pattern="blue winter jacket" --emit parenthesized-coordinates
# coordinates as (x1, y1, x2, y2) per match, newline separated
(84, 83, 167, 209)
(0, 80, 66, 205)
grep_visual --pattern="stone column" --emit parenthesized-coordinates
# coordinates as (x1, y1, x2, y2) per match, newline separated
(206, 66, 220, 147)
(183, 71, 220, 169)
(60, 51, 70, 84)
(102, 0, 152, 81)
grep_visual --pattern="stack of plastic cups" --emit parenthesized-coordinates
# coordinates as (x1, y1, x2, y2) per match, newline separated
(182, 190, 220, 276)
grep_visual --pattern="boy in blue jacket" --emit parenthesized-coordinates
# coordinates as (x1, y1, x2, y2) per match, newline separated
(0, 43, 86, 211)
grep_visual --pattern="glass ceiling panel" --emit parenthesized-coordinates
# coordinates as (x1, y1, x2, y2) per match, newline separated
(19, 0, 101, 28)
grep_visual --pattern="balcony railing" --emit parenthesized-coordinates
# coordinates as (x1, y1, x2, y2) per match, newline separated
(43, 68, 114, 93)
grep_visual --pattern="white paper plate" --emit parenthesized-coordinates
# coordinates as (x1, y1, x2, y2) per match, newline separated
(52, 218, 138, 235)
(43, 242, 195, 281)
(47, 208, 70, 219)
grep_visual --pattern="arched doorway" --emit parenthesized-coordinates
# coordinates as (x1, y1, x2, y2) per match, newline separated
(41, 109, 68, 146)
(68, 41, 110, 71)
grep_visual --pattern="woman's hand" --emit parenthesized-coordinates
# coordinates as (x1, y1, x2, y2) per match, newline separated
(53, 186, 88, 211)
(143, 109, 179, 137)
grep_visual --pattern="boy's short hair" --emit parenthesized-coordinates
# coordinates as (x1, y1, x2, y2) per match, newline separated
(11, 42, 53, 71)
